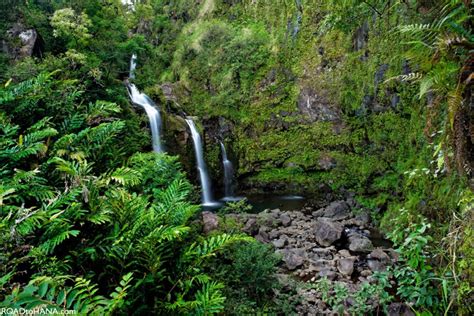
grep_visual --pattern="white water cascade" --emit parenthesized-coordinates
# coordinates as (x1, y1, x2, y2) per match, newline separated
(186, 118, 216, 206)
(127, 54, 163, 153)
(220, 142, 235, 199)
(129, 53, 137, 79)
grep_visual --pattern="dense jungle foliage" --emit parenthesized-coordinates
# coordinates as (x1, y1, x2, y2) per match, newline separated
(0, 0, 473, 314)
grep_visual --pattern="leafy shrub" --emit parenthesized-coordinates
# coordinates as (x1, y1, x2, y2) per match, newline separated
(205, 241, 283, 314)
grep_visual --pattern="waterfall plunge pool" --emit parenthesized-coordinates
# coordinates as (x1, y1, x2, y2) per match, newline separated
(202, 194, 307, 212)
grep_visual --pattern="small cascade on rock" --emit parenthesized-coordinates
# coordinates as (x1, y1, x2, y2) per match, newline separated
(186, 118, 216, 206)
(127, 54, 164, 153)
(127, 84, 164, 153)
(129, 53, 137, 79)
(220, 142, 235, 199)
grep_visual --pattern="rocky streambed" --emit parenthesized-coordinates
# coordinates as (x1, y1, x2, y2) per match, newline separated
(203, 197, 414, 315)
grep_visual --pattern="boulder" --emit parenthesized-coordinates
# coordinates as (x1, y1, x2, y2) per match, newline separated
(2, 23, 40, 60)
(312, 208, 325, 218)
(368, 259, 388, 272)
(272, 236, 288, 249)
(255, 226, 270, 243)
(337, 257, 356, 276)
(367, 248, 391, 272)
(353, 212, 371, 227)
(314, 218, 344, 247)
(243, 218, 258, 235)
(201, 211, 219, 234)
(280, 213, 292, 227)
(282, 249, 305, 270)
(369, 248, 391, 262)
(323, 200, 350, 220)
(348, 235, 373, 252)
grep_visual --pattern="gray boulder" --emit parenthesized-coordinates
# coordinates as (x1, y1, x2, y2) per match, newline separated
(202, 211, 219, 234)
(314, 218, 343, 247)
(242, 218, 258, 235)
(2, 23, 39, 60)
(367, 248, 391, 272)
(272, 236, 288, 249)
(282, 249, 305, 270)
(337, 257, 356, 276)
(323, 200, 350, 220)
(280, 213, 292, 227)
(348, 235, 373, 252)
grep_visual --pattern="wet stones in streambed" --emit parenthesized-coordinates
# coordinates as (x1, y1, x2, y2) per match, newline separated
(222, 197, 399, 314)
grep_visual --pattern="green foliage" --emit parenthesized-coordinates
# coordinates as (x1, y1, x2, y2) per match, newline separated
(1, 0, 472, 314)
(314, 272, 393, 314)
(1, 273, 133, 314)
(205, 241, 284, 314)
(387, 210, 454, 313)
(51, 8, 92, 48)
(219, 198, 253, 214)
(0, 68, 249, 314)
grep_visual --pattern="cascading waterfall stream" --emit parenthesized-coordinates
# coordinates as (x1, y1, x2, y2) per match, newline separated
(186, 118, 216, 206)
(129, 53, 137, 79)
(127, 54, 164, 153)
(220, 142, 235, 199)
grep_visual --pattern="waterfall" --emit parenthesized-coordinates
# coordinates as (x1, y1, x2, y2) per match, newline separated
(129, 53, 137, 79)
(186, 118, 215, 206)
(127, 54, 163, 153)
(220, 142, 235, 198)
(127, 83, 164, 153)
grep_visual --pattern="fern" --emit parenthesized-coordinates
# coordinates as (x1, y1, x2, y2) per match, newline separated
(0, 273, 133, 314)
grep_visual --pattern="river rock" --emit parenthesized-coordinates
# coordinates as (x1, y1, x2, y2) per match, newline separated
(201, 211, 219, 234)
(348, 235, 373, 252)
(353, 212, 371, 227)
(280, 213, 292, 227)
(255, 226, 270, 243)
(314, 217, 343, 247)
(323, 200, 350, 220)
(318, 269, 337, 280)
(272, 236, 288, 248)
(369, 248, 391, 261)
(368, 259, 388, 272)
(367, 248, 391, 272)
(337, 257, 356, 276)
(311, 208, 325, 218)
(243, 218, 258, 235)
(282, 249, 305, 270)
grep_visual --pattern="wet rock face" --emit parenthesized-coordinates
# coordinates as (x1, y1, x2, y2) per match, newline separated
(2, 23, 40, 60)
(353, 21, 369, 52)
(297, 87, 340, 122)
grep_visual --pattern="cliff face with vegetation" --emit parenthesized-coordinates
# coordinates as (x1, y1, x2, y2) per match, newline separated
(0, 0, 472, 314)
